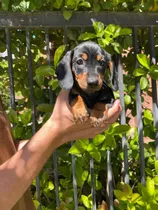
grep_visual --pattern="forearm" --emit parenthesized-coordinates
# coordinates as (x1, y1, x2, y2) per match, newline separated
(0, 119, 61, 210)
(15, 140, 29, 151)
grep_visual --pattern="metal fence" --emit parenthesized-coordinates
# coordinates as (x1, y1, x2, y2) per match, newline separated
(1, 12, 158, 210)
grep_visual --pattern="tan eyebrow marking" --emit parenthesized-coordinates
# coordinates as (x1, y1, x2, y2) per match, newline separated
(97, 54, 102, 61)
(81, 53, 88, 60)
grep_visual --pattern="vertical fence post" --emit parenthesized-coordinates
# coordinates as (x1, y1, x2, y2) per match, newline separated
(45, 28, 60, 208)
(26, 27, 42, 210)
(63, 26, 78, 209)
(132, 27, 146, 185)
(107, 150, 113, 210)
(89, 138, 96, 210)
(5, 28, 16, 110)
(148, 26, 158, 160)
(117, 54, 129, 184)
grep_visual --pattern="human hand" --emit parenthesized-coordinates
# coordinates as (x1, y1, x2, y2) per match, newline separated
(50, 90, 122, 146)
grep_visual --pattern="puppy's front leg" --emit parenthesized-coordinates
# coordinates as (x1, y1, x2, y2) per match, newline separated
(90, 102, 110, 127)
(70, 95, 89, 123)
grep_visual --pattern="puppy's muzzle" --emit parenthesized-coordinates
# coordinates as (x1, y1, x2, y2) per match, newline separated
(87, 78, 98, 88)
(87, 74, 99, 88)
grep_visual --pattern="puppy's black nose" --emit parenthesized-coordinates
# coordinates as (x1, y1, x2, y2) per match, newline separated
(87, 78, 98, 87)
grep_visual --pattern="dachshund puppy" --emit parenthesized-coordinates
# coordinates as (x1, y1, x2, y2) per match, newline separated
(56, 41, 118, 127)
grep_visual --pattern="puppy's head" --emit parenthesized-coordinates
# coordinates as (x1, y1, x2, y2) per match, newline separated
(56, 41, 118, 92)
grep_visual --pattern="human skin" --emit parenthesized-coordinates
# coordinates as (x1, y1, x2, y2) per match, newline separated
(0, 90, 121, 210)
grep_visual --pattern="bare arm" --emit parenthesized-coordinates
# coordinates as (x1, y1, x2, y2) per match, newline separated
(0, 90, 121, 210)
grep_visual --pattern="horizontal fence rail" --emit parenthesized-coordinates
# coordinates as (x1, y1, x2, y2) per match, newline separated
(0, 12, 158, 28)
(0, 12, 158, 210)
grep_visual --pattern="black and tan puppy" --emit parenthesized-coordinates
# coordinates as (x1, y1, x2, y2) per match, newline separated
(56, 41, 118, 127)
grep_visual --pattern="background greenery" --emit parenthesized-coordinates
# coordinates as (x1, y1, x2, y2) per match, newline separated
(0, 0, 158, 210)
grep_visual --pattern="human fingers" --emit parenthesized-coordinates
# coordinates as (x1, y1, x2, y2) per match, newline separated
(108, 100, 122, 124)
(56, 89, 70, 103)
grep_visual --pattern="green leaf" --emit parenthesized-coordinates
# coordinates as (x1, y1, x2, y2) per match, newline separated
(2, 0, 10, 10)
(53, 0, 63, 8)
(133, 68, 147, 77)
(114, 190, 128, 201)
(124, 95, 131, 105)
(150, 65, 158, 73)
(12, 126, 24, 139)
(104, 24, 116, 35)
(154, 177, 158, 186)
(150, 203, 158, 210)
(79, 1, 91, 8)
(98, 38, 111, 47)
(101, 134, 116, 150)
(95, 179, 102, 190)
(81, 195, 91, 208)
(155, 189, 158, 200)
(35, 74, 44, 87)
(144, 109, 153, 121)
(54, 45, 66, 67)
(149, 65, 158, 80)
(112, 42, 123, 54)
(8, 108, 18, 124)
(149, 72, 158, 80)
(82, 170, 89, 182)
(113, 125, 130, 135)
(20, 109, 32, 125)
(66, 0, 76, 8)
(119, 28, 132, 36)
(36, 65, 55, 76)
(36, 103, 53, 112)
(136, 54, 150, 70)
(131, 193, 141, 203)
(78, 32, 96, 41)
(78, 207, 86, 210)
(47, 181, 54, 190)
(92, 134, 105, 146)
(0, 41, 6, 52)
(146, 177, 155, 197)
(87, 143, 101, 162)
(140, 76, 148, 90)
(48, 79, 59, 90)
(93, 21, 105, 37)
(69, 139, 89, 155)
(33, 200, 40, 209)
(93, 3, 101, 12)
(113, 25, 121, 38)
(155, 160, 158, 174)
(122, 183, 132, 195)
(63, 11, 72, 20)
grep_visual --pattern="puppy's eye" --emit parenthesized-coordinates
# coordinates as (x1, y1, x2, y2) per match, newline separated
(76, 59, 83, 65)
(100, 60, 106, 66)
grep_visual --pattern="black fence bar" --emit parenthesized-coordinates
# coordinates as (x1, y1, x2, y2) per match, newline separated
(148, 27, 158, 160)
(132, 27, 146, 185)
(71, 142, 78, 210)
(45, 28, 60, 207)
(107, 150, 113, 210)
(63, 26, 79, 209)
(118, 54, 129, 184)
(89, 138, 96, 210)
(0, 12, 158, 28)
(5, 28, 16, 110)
(26, 27, 42, 210)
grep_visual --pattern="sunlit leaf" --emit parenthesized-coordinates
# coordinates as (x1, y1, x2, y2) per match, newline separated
(137, 54, 150, 70)
(63, 11, 72, 20)
(78, 32, 96, 41)
(54, 45, 66, 67)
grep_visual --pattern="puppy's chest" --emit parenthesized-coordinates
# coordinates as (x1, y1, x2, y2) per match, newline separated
(69, 81, 114, 109)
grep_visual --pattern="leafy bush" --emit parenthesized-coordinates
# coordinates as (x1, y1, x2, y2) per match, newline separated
(1, 9, 158, 209)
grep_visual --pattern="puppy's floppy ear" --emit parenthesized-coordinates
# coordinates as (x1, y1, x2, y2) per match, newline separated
(106, 53, 119, 91)
(56, 50, 74, 90)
